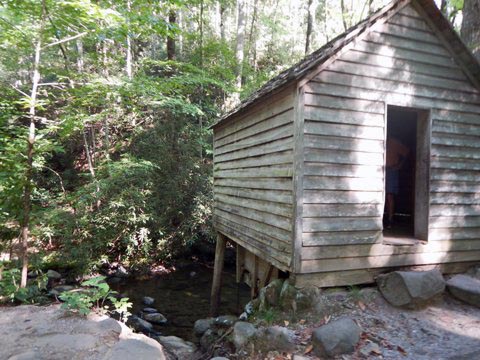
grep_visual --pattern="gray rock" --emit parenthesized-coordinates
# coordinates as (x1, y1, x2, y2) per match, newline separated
(238, 312, 248, 321)
(447, 274, 480, 308)
(210, 358, 230, 360)
(27, 270, 39, 278)
(128, 315, 153, 334)
(194, 318, 215, 337)
(296, 286, 320, 311)
(256, 326, 296, 352)
(244, 300, 257, 315)
(143, 296, 155, 306)
(259, 279, 284, 310)
(8, 351, 41, 360)
(200, 329, 216, 351)
(467, 265, 480, 280)
(233, 321, 257, 350)
(108, 276, 123, 285)
(214, 315, 237, 328)
(115, 265, 130, 278)
(142, 307, 159, 314)
(279, 280, 297, 310)
(49, 285, 75, 296)
(143, 312, 167, 325)
(104, 338, 166, 360)
(46, 270, 62, 280)
(377, 270, 445, 308)
(156, 336, 196, 359)
(311, 317, 361, 358)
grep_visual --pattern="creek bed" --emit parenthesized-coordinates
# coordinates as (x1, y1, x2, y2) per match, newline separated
(109, 262, 250, 341)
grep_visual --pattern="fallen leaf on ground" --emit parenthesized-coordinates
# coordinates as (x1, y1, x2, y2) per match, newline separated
(358, 301, 366, 311)
(304, 345, 313, 354)
(397, 345, 407, 356)
(284, 320, 289, 326)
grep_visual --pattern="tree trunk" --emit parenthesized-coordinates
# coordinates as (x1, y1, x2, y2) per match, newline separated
(220, 2, 226, 41)
(305, 0, 314, 54)
(178, 9, 183, 57)
(167, 10, 176, 60)
(76, 38, 84, 72)
(126, 0, 133, 79)
(20, 0, 46, 288)
(199, 0, 204, 66)
(247, 0, 258, 64)
(235, 0, 246, 92)
(461, 0, 480, 61)
(368, 0, 374, 15)
(340, 0, 349, 30)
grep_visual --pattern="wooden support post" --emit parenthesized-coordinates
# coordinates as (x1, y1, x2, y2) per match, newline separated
(251, 255, 259, 299)
(210, 233, 226, 317)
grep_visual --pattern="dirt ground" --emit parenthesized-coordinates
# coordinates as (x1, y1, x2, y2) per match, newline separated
(287, 287, 480, 360)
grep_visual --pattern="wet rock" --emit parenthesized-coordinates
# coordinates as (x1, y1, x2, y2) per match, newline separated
(244, 300, 257, 315)
(377, 270, 445, 308)
(46, 270, 62, 280)
(256, 326, 296, 352)
(311, 317, 361, 358)
(233, 321, 257, 350)
(156, 336, 196, 359)
(238, 312, 248, 321)
(143, 296, 155, 306)
(108, 277, 123, 285)
(49, 285, 75, 297)
(143, 312, 167, 325)
(115, 265, 130, 278)
(279, 280, 297, 310)
(27, 270, 40, 278)
(214, 315, 237, 328)
(200, 329, 216, 351)
(128, 315, 153, 334)
(194, 318, 214, 337)
(447, 274, 480, 308)
(142, 307, 159, 314)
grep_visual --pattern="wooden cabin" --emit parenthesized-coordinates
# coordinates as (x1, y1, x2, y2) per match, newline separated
(210, 0, 480, 310)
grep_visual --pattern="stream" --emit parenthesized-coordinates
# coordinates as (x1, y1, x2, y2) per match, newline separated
(108, 262, 250, 342)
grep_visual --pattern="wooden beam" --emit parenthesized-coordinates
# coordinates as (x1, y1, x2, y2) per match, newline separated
(210, 233, 227, 317)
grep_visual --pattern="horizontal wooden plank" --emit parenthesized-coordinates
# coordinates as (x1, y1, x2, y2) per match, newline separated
(301, 239, 480, 260)
(303, 204, 383, 218)
(398, 4, 422, 19)
(431, 157, 480, 171)
(214, 150, 293, 170)
(433, 109, 480, 126)
(214, 177, 292, 191)
(432, 121, 480, 136)
(304, 163, 383, 178)
(214, 165, 293, 179)
(429, 227, 480, 241)
(312, 70, 480, 105)
(380, 22, 442, 45)
(304, 105, 384, 127)
(304, 190, 383, 204)
(215, 110, 293, 149)
(431, 192, 480, 205)
(432, 132, 480, 149)
(215, 202, 292, 231)
(304, 134, 384, 154)
(302, 230, 381, 246)
(304, 121, 384, 140)
(327, 60, 475, 93)
(429, 216, 480, 229)
(303, 176, 384, 191)
(214, 208, 291, 243)
(304, 93, 384, 114)
(388, 13, 435, 33)
(431, 169, 480, 182)
(432, 145, 480, 160)
(214, 221, 291, 271)
(299, 250, 480, 273)
(303, 217, 382, 232)
(215, 123, 293, 156)
(215, 193, 292, 218)
(430, 180, 480, 193)
(215, 185, 293, 204)
(430, 205, 480, 217)
(214, 89, 294, 140)
(215, 137, 293, 163)
(304, 148, 384, 166)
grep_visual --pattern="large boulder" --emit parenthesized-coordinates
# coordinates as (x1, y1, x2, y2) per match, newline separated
(377, 270, 445, 308)
(311, 317, 361, 358)
(156, 336, 197, 359)
(46, 270, 62, 280)
(127, 315, 153, 334)
(447, 274, 480, 308)
(232, 321, 257, 350)
(279, 280, 297, 310)
(214, 315, 237, 328)
(193, 318, 214, 337)
(259, 279, 284, 310)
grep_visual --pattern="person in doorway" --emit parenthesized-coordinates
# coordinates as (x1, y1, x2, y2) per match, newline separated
(385, 137, 409, 228)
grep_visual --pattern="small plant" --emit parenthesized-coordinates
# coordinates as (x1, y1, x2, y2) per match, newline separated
(59, 276, 131, 320)
(257, 307, 279, 326)
(0, 267, 48, 304)
(347, 285, 362, 301)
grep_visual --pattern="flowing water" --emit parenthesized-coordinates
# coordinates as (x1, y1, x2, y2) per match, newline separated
(109, 262, 250, 341)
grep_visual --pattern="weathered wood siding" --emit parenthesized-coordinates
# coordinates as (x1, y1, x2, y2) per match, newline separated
(213, 88, 295, 271)
(299, 3, 480, 284)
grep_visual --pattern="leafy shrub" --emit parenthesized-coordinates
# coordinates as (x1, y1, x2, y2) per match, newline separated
(0, 267, 48, 304)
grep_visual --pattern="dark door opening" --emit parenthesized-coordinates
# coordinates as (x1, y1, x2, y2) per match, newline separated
(384, 106, 430, 241)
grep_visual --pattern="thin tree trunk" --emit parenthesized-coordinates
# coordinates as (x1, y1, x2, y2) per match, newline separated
(340, 0, 348, 30)
(178, 9, 183, 57)
(199, 0, 204, 67)
(461, 0, 480, 61)
(76, 38, 84, 72)
(368, 0, 374, 15)
(220, 2, 226, 41)
(305, 0, 314, 54)
(126, 0, 133, 79)
(235, 0, 246, 94)
(83, 128, 100, 208)
(20, 0, 46, 288)
(167, 10, 176, 60)
(440, 0, 448, 16)
(247, 0, 258, 63)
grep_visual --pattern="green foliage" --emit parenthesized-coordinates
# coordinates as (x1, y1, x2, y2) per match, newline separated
(0, 267, 48, 304)
(60, 276, 132, 320)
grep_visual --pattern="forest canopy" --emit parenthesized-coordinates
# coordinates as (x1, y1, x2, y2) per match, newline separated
(0, 0, 478, 289)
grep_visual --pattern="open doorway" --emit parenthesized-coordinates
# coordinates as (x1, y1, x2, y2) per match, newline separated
(384, 106, 430, 242)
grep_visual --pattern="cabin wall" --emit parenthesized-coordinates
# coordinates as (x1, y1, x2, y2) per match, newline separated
(213, 87, 296, 272)
(296, 3, 480, 286)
